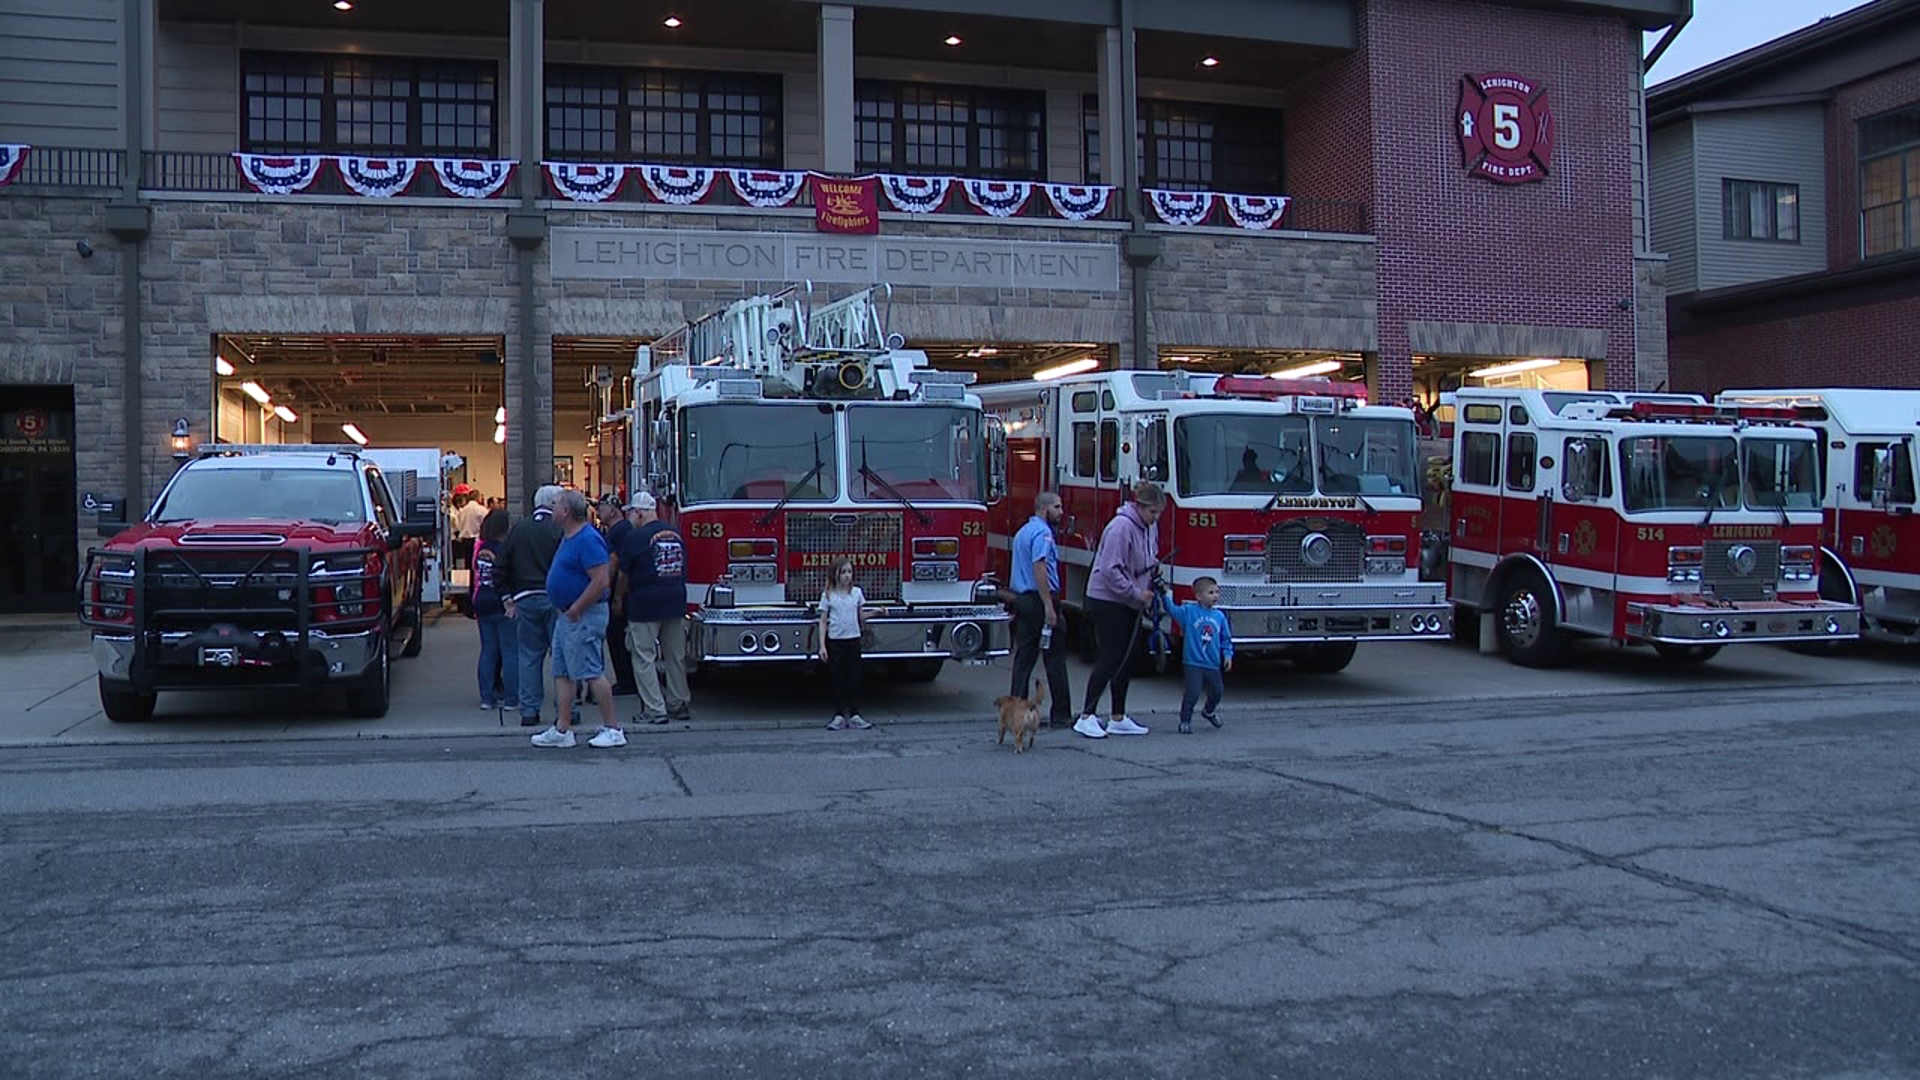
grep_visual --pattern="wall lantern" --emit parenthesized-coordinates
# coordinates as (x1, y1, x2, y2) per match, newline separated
(170, 418, 191, 460)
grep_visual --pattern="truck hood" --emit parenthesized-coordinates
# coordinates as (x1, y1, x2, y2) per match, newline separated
(105, 520, 371, 549)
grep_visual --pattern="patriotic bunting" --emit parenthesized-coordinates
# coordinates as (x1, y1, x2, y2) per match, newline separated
(1222, 194, 1289, 230)
(961, 178, 1032, 217)
(1042, 184, 1111, 222)
(880, 174, 950, 214)
(544, 162, 627, 202)
(727, 168, 806, 208)
(233, 153, 325, 195)
(337, 156, 418, 198)
(0, 144, 27, 187)
(1146, 189, 1216, 227)
(639, 164, 716, 205)
(432, 158, 515, 199)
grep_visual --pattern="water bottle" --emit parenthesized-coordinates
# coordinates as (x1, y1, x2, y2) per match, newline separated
(1040, 624, 1054, 651)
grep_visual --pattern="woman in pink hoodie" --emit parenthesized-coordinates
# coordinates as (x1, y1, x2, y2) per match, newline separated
(1074, 482, 1165, 739)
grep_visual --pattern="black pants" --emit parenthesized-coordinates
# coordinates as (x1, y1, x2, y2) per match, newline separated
(1082, 597, 1141, 718)
(1008, 591, 1072, 723)
(827, 636, 863, 717)
(606, 608, 636, 691)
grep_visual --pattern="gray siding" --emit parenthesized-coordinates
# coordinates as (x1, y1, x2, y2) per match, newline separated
(0, 0, 122, 148)
(156, 21, 236, 154)
(1649, 121, 1696, 294)
(1692, 104, 1828, 290)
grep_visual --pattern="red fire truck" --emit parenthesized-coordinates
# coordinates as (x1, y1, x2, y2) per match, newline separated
(627, 286, 1009, 680)
(1717, 388, 1920, 644)
(977, 370, 1448, 674)
(1443, 388, 1861, 666)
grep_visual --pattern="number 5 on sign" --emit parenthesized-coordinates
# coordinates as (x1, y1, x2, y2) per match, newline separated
(1492, 103, 1522, 151)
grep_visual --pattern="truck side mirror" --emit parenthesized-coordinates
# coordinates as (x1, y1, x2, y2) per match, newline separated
(1871, 446, 1896, 510)
(652, 416, 673, 454)
(985, 414, 1008, 503)
(1562, 441, 1593, 503)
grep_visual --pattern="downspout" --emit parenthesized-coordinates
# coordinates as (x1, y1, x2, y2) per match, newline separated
(1117, 0, 1161, 370)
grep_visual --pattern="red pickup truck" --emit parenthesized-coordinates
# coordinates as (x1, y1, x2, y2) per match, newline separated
(79, 445, 434, 721)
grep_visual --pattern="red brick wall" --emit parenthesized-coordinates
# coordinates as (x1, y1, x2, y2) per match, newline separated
(1284, 5, 1374, 213)
(1671, 295, 1920, 393)
(1364, 0, 1641, 398)
(1826, 60, 1920, 270)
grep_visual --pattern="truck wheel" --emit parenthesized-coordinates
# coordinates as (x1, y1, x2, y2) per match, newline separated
(1652, 642, 1721, 664)
(400, 588, 424, 658)
(346, 635, 392, 718)
(895, 658, 944, 683)
(1451, 603, 1479, 645)
(1291, 641, 1357, 674)
(99, 677, 156, 723)
(1495, 570, 1568, 668)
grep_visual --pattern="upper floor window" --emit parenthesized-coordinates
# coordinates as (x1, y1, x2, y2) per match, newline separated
(1859, 105, 1920, 258)
(242, 52, 497, 155)
(1081, 95, 1284, 193)
(545, 66, 781, 167)
(856, 82, 1044, 179)
(1722, 179, 1799, 242)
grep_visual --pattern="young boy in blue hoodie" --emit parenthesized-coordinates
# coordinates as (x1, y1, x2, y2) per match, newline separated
(1165, 576, 1233, 734)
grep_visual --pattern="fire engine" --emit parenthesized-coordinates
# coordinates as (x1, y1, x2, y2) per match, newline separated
(626, 285, 1010, 680)
(1716, 388, 1920, 645)
(978, 370, 1449, 674)
(1442, 388, 1861, 666)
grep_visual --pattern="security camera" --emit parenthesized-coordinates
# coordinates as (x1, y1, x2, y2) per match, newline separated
(75, 240, 93, 259)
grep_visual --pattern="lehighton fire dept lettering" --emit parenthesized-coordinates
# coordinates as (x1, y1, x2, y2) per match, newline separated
(1267, 496, 1360, 510)
(1710, 526, 1778, 540)
(798, 552, 891, 568)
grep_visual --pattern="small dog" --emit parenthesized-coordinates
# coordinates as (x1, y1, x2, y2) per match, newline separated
(994, 683, 1046, 754)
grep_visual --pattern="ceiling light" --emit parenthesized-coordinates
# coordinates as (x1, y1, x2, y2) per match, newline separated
(333, 0, 352, 10)
(495, 406, 507, 424)
(493, 424, 507, 445)
(1200, 56, 1220, 67)
(1272, 360, 1343, 379)
(663, 16, 682, 28)
(341, 423, 369, 446)
(239, 381, 271, 404)
(214, 357, 235, 376)
(1032, 357, 1100, 382)
(1469, 357, 1561, 379)
(273, 405, 298, 423)
(944, 35, 963, 46)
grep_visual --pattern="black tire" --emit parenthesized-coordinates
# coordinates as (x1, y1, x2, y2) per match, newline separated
(1494, 569, 1568, 668)
(99, 677, 156, 723)
(1652, 642, 1722, 664)
(1451, 603, 1479, 645)
(1290, 640, 1358, 674)
(895, 658, 944, 683)
(399, 588, 424, 658)
(345, 634, 392, 718)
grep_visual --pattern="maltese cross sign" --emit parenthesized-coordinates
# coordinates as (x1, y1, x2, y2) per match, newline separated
(1457, 72, 1554, 185)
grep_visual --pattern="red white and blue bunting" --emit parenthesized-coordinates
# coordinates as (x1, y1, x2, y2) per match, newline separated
(432, 158, 515, 199)
(880, 174, 950, 214)
(728, 168, 806, 208)
(1042, 184, 1111, 222)
(1222, 193, 1290, 230)
(0, 144, 27, 187)
(233, 153, 325, 195)
(1146, 189, 1215, 227)
(961, 178, 1032, 218)
(544, 162, 627, 203)
(640, 164, 716, 205)
(337, 156, 418, 198)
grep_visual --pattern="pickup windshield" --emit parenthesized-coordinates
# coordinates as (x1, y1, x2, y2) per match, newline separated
(847, 405, 984, 502)
(1622, 435, 1740, 512)
(1742, 437, 1822, 511)
(680, 403, 838, 503)
(152, 468, 366, 524)
(1175, 414, 1313, 497)
(1315, 416, 1418, 496)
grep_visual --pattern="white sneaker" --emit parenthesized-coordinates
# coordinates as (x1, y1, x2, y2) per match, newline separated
(847, 714, 873, 730)
(587, 726, 627, 749)
(1072, 715, 1107, 739)
(827, 715, 847, 731)
(530, 726, 576, 748)
(1106, 716, 1150, 736)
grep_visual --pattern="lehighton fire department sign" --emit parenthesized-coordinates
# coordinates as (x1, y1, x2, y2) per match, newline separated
(1457, 72, 1554, 185)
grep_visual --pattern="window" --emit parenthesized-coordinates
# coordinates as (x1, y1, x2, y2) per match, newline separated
(1462, 403, 1504, 425)
(1853, 442, 1917, 503)
(1621, 435, 1739, 512)
(1081, 95, 1284, 193)
(1173, 414, 1311, 498)
(1723, 179, 1799, 242)
(679, 404, 837, 503)
(544, 66, 781, 167)
(1070, 390, 1098, 414)
(1506, 433, 1537, 492)
(365, 469, 398, 531)
(1859, 105, 1920, 257)
(847, 406, 985, 502)
(1317, 416, 1417, 496)
(857, 82, 1044, 179)
(1742, 438, 1822, 511)
(1459, 432, 1501, 487)
(1099, 420, 1120, 482)
(1073, 422, 1098, 477)
(243, 52, 496, 155)
(1563, 436, 1613, 499)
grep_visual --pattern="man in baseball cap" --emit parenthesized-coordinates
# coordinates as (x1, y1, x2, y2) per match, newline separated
(613, 490, 691, 726)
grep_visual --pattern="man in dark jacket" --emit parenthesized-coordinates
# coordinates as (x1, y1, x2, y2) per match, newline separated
(596, 496, 638, 697)
(497, 484, 565, 727)
(614, 492, 691, 725)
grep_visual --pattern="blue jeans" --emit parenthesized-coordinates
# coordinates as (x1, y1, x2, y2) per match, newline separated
(477, 611, 519, 707)
(1180, 665, 1224, 726)
(514, 592, 556, 719)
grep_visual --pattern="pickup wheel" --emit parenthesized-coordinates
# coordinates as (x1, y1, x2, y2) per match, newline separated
(1652, 642, 1722, 664)
(893, 658, 944, 683)
(1290, 641, 1357, 674)
(399, 586, 424, 658)
(345, 634, 392, 718)
(99, 677, 156, 723)
(1495, 569, 1569, 668)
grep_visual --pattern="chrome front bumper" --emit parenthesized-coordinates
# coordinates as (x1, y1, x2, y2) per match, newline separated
(1627, 599, 1861, 645)
(1217, 580, 1452, 645)
(694, 604, 1011, 662)
(92, 627, 384, 687)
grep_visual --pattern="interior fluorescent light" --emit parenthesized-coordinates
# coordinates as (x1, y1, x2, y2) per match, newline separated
(273, 405, 298, 423)
(341, 423, 369, 446)
(333, 0, 352, 10)
(663, 15, 682, 28)
(1200, 56, 1220, 67)
(493, 424, 508, 445)
(494, 406, 507, 424)
(944, 35, 963, 46)
(214, 357, 236, 377)
(1032, 357, 1100, 382)
(1272, 360, 1343, 379)
(1469, 357, 1561, 379)
(239, 381, 271, 404)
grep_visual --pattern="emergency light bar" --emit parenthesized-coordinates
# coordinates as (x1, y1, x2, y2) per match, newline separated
(908, 370, 978, 386)
(1213, 375, 1369, 403)
(1626, 401, 1805, 422)
(196, 443, 362, 458)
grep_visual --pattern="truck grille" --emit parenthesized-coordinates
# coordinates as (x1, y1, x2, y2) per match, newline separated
(1266, 520, 1364, 583)
(786, 512, 902, 603)
(1703, 540, 1780, 601)
(144, 549, 305, 626)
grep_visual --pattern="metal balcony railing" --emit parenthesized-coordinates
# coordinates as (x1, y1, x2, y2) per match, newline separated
(7, 147, 124, 190)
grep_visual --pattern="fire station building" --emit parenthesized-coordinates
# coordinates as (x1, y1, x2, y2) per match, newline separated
(0, 0, 1682, 614)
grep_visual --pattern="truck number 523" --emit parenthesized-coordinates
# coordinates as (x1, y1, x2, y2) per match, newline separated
(689, 522, 725, 539)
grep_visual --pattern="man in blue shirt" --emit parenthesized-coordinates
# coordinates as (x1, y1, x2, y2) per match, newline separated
(531, 490, 625, 749)
(597, 496, 638, 698)
(614, 492, 691, 726)
(1007, 492, 1072, 727)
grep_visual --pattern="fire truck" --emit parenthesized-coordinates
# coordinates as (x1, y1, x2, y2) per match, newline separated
(627, 285, 1010, 680)
(1442, 388, 1861, 666)
(977, 370, 1449, 674)
(1716, 388, 1920, 645)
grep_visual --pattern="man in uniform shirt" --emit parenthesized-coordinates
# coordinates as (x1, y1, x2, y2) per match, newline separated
(1007, 491, 1072, 728)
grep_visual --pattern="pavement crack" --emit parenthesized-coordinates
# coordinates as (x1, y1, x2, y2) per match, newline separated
(663, 756, 693, 796)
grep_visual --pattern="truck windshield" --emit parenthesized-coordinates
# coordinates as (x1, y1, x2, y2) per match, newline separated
(1174, 414, 1312, 497)
(1742, 437, 1822, 511)
(680, 403, 838, 503)
(846, 405, 984, 502)
(1314, 416, 1418, 496)
(1621, 435, 1740, 512)
(151, 468, 366, 524)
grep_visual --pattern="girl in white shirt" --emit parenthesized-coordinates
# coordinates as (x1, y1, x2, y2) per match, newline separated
(817, 557, 876, 730)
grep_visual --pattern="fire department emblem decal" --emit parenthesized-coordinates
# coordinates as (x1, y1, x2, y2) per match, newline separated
(1458, 73, 1554, 185)
(1571, 519, 1597, 556)
(15, 409, 49, 440)
(1871, 524, 1898, 560)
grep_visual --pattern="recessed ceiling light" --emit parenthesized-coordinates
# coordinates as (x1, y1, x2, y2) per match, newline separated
(333, 0, 352, 10)
(944, 35, 963, 46)
(1200, 55, 1220, 67)
(663, 16, 682, 28)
